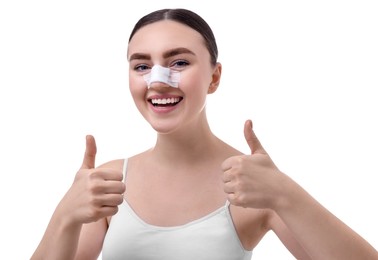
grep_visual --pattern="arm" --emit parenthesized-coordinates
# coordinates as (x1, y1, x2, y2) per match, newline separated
(31, 136, 125, 260)
(269, 176, 378, 259)
(222, 120, 378, 259)
(31, 204, 108, 260)
(31, 209, 83, 260)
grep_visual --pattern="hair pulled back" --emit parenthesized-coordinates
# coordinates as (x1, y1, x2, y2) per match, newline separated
(129, 9, 218, 66)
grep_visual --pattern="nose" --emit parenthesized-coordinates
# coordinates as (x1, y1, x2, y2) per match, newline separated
(143, 65, 180, 89)
(148, 81, 173, 91)
(148, 80, 171, 89)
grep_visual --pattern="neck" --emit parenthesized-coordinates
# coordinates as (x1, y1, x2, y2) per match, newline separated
(151, 116, 220, 165)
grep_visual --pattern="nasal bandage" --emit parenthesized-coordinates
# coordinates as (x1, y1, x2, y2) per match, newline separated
(143, 65, 180, 88)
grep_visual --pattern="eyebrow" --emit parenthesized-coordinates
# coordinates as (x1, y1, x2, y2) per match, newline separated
(128, 47, 195, 62)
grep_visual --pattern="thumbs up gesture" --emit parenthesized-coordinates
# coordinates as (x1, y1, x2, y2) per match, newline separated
(57, 135, 126, 225)
(221, 120, 283, 210)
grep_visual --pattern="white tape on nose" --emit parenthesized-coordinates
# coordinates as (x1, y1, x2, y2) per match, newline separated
(143, 65, 180, 88)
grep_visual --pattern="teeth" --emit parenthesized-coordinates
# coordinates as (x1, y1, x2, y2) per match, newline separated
(151, 97, 181, 105)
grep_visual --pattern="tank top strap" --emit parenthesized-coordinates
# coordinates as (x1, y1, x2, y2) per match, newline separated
(122, 158, 128, 181)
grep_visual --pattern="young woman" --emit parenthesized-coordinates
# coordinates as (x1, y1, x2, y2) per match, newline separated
(31, 8, 378, 260)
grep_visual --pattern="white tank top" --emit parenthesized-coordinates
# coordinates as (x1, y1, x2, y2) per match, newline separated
(102, 159, 253, 260)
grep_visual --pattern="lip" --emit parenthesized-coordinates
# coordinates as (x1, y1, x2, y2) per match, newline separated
(147, 94, 183, 114)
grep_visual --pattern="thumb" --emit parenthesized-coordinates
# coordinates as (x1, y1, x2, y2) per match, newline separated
(244, 119, 267, 155)
(81, 135, 97, 169)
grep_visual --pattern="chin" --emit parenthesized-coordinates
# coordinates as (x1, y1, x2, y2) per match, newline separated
(151, 125, 177, 135)
(149, 120, 183, 135)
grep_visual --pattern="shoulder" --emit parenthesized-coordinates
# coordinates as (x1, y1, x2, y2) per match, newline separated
(96, 150, 149, 171)
(97, 158, 125, 169)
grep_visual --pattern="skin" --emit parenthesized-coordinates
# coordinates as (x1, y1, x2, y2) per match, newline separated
(31, 20, 378, 260)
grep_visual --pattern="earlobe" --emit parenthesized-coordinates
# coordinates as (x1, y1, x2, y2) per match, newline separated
(208, 62, 222, 94)
(208, 83, 217, 94)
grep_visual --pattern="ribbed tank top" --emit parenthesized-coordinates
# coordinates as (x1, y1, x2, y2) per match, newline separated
(102, 159, 252, 260)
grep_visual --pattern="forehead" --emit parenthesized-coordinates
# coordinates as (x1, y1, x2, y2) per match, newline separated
(128, 20, 207, 57)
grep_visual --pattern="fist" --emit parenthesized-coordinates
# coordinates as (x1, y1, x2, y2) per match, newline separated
(59, 135, 126, 224)
(221, 120, 282, 209)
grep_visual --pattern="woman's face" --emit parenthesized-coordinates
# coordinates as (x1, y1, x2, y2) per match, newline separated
(127, 20, 221, 134)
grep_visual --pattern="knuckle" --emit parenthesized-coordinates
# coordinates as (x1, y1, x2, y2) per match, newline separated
(110, 206, 119, 216)
(235, 156, 244, 165)
(116, 194, 124, 205)
(235, 181, 245, 191)
(119, 182, 126, 193)
(88, 169, 100, 179)
(116, 172, 124, 181)
(88, 181, 101, 193)
(235, 195, 247, 207)
(86, 207, 101, 222)
(88, 194, 100, 206)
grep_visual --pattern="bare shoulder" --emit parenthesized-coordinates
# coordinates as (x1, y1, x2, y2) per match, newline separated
(97, 159, 125, 169)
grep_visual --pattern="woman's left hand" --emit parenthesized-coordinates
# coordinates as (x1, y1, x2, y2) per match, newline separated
(221, 120, 286, 210)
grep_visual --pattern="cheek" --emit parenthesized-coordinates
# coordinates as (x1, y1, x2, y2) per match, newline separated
(129, 75, 146, 99)
(179, 67, 210, 93)
(129, 77, 148, 115)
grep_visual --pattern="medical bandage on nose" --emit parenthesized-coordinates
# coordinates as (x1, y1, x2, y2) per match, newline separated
(143, 65, 180, 88)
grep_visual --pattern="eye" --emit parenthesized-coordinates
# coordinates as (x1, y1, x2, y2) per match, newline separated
(134, 64, 151, 72)
(171, 60, 189, 69)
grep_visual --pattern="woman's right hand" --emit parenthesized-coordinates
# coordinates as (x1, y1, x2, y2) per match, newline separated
(56, 135, 126, 225)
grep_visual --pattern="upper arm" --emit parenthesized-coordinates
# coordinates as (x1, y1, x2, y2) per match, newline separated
(267, 210, 311, 260)
(75, 218, 108, 260)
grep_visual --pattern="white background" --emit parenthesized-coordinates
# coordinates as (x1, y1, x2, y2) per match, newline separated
(1, 0, 377, 259)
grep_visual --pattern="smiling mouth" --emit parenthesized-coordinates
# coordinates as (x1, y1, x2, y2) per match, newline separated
(148, 97, 183, 107)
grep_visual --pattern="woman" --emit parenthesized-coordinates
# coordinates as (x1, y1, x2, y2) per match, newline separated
(31, 8, 378, 260)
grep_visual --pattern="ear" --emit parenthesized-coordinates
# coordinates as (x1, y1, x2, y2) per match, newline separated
(208, 62, 222, 94)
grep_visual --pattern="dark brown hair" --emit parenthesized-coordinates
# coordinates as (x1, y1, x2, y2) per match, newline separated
(128, 9, 218, 66)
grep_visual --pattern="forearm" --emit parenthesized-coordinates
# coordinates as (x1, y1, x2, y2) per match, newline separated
(275, 175, 378, 260)
(31, 209, 82, 260)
